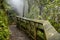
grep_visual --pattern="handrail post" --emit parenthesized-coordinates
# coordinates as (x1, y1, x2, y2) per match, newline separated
(34, 23, 37, 40)
(43, 21, 60, 40)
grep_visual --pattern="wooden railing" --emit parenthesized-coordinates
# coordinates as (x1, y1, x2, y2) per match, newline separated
(16, 16, 60, 40)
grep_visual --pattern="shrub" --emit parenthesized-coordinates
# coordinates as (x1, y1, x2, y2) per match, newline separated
(0, 10, 10, 40)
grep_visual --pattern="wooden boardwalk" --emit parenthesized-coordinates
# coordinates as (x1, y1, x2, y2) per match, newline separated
(9, 25, 30, 40)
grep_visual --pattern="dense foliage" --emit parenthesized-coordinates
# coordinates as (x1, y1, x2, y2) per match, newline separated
(0, 0, 10, 40)
(4, 0, 16, 24)
(1, 0, 60, 40)
(24, 0, 60, 40)
(25, 0, 60, 32)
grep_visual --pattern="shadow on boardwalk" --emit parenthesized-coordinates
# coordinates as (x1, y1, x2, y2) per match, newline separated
(9, 25, 30, 40)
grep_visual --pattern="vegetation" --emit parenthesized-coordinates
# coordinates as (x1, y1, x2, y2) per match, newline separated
(24, 0, 60, 40)
(0, 0, 10, 40)
(2, 0, 16, 24)
(25, 0, 60, 32)
(0, 0, 60, 40)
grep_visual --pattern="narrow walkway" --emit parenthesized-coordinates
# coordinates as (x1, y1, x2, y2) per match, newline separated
(9, 25, 30, 40)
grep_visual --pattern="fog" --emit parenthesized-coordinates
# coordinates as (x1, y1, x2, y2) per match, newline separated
(6, 0, 28, 17)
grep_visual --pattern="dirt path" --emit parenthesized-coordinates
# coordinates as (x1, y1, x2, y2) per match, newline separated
(9, 25, 30, 40)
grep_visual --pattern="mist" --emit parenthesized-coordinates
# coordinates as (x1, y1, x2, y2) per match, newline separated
(6, 0, 28, 17)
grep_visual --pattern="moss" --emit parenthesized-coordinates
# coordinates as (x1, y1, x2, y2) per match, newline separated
(49, 20, 60, 33)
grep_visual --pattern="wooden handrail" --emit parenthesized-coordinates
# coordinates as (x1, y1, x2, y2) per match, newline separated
(16, 16, 60, 40)
(16, 16, 46, 23)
